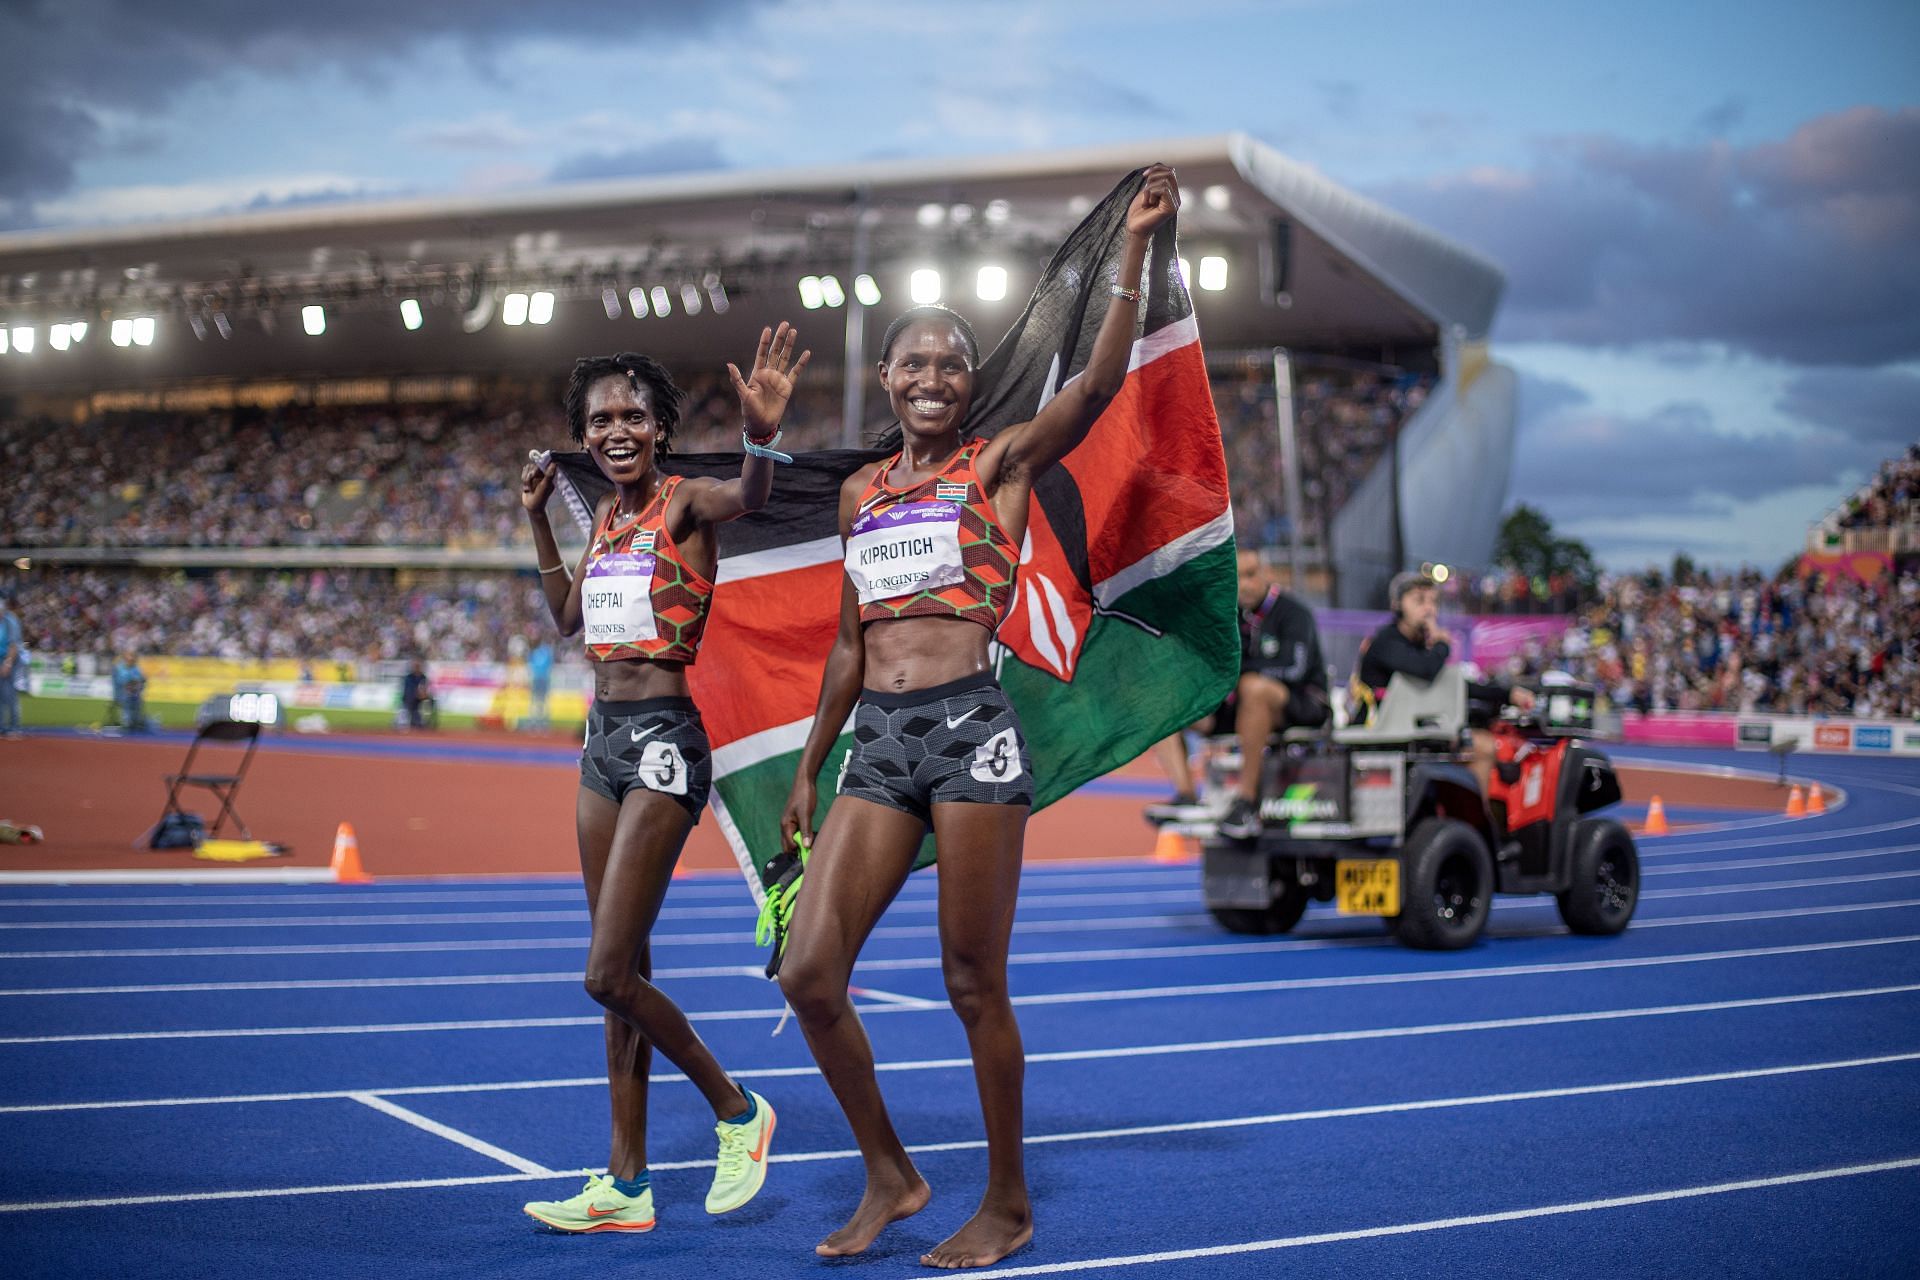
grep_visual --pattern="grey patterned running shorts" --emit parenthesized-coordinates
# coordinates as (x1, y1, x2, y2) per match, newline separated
(580, 697, 711, 821)
(837, 673, 1033, 822)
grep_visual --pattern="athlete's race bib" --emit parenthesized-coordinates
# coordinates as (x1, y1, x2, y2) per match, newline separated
(845, 501, 965, 605)
(582, 553, 658, 645)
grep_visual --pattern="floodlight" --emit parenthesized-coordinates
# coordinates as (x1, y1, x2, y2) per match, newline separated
(628, 287, 649, 319)
(401, 298, 424, 330)
(111, 319, 133, 347)
(1198, 256, 1228, 291)
(1202, 184, 1231, 211)
(976, 265, 1007, 302)
(50, 324, 71, 351)
(909, 268, 941, 305)
(819, 275, 845, 308)
(302, 305, 326, 336)
(798, 276, 824, 310)
(132, 317, 155, 346)
(11, 326, 33, 353)
(528, 291, 555, 324)
(853, 274, 881, 306)
(678, 284, 702, 316)
(916, 203, 945, 227)
(649, 285, 670, 316)
(501, 292, 528, 326)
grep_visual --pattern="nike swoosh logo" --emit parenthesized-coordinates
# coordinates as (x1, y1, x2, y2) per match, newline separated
(749, 1125, 772, 1163)
(587, 1205, 624, 1218)
(630, 724, 662, 742)
(945, 707, 980, 729)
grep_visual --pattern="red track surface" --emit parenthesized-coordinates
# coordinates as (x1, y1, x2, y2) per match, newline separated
(0, 734, 1805, 880)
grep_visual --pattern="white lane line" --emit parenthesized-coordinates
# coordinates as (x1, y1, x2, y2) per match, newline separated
(17, 894, 1920, 998)
(6, 933, 1918, 1046)
(5, 1053, 1918, 1214)
(8, 981, 1917, 1116)
(347, 1093, 554, 1176)
(5, 865, 1916, 965)
(965, 1157, 1920, 1278)
(1645, 844, 1920, 875)
(846, 985, 946, 1009)
(1645, 813, 1920, 854)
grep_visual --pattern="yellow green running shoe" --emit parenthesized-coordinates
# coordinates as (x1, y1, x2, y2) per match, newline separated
(706, 1090, 776, 1214)
(523, 1174, 655, 1233)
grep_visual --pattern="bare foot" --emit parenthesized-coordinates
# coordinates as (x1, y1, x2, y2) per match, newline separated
(815, 1170, 932, 1257)
(920, 1201, 1033, 1270)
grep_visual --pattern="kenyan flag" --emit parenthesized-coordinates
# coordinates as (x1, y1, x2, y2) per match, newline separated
(549, 169, 1238, 901)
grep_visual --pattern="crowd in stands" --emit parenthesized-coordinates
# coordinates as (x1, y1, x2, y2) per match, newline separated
(1212, 363, 1432, 547)
(1837, 445, 1920, 531)
(12, 567, 567, 669)
(2, 363, 1429, 552)
(1499, 566, 1920, 720)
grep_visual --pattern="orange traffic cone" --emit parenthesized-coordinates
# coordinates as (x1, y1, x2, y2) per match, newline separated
(1643, 795, 1669, 837)
(1152, 826, 1197, 863)
(1808, 786, 1827, 816)
(331, 822, 372, 883)
(1785, 786, 1806, 818)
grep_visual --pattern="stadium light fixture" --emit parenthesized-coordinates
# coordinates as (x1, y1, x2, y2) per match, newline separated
(984, 199, 1011, 225)
(628, 286, 649, 319)
(679, 284, 702, 316)
(976, 265, 1008, 302)
(1197, 256, 1228, 291)
(501, 292, 529, 326)
(212, 311, 231, 340)
(909, 268, 942, 305)
(187, 314, 207, 342)
(132, 317, 156, 346)
(528, 291, 555, 325)
(1177, 257, 1191, 285)
(301, 305, 326, 336)
(819, 275, 845, 308)
(650, 286, 671, 317)
(70, 321, 87, 343)
(1202, 184, 1231, 211)
(0, 329, 8, 355)
(949, 203, 974, 225)
(111, 318, 133, 347)
(854, 274, 882, 306)
(705, 274, 730, 314)
(601, 287, 622, 320)
(400, 298, 424, 330)
(11, 326, 34, 354)
(916, 203, 945, 228)
(797, 275, 825, 310)
(50, 323, 71, 351)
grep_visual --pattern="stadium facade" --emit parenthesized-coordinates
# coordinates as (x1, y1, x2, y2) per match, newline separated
(0, 134, 1512, 607)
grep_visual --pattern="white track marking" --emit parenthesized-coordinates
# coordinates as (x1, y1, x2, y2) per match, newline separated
(347, 1093, 554, 1176)
(0, 869, 341, 886)
(15, 895, 1920, 998)
(845, 985, 945, 1009)
(7, 982, 1917, 1115)
(5, 933, 1918, 1045)
(964, 1157, 1920, 1277)
(4, 1053, 1917, 1214)
(1644, 843, 1920, 875)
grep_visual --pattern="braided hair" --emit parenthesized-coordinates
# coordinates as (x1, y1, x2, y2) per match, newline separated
(564, 352, 683, 455)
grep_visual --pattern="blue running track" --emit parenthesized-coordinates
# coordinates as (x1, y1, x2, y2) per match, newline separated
(2, 746, 1917, 1278)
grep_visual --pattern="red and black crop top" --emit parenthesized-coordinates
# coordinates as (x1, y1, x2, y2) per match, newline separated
(580, 474, 714, 664)
(843, 442, 1019, 633)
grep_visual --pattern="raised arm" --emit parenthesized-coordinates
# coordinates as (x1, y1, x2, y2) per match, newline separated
(978, 164, 1180, 492)
(521, 457, 603, 638)
(780, 469, 872, 847)
(688, 323, 813, 525)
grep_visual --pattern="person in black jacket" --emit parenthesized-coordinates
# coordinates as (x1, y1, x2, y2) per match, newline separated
(1155, 551, 1329, 838)
(1357, 572, 1533, 792)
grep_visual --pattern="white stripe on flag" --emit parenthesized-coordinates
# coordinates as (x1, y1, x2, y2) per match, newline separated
(1093, 508, 1236, 608)
(1126, 312, 1200, 373)
(715, 534, 842, 584)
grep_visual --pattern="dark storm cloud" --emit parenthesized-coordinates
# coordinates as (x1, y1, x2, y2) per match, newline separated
(1512, 400, 1887, 526)
(0, 0, 771, 211)
(1775, 367, 1920, 447)
(1369, 106, 1920, 367)
(549, 137, 731, 183)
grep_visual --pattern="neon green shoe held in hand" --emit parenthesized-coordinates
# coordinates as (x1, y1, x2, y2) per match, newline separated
(706, 1089, 777, 1213)
(523, 1174, 655, 1233)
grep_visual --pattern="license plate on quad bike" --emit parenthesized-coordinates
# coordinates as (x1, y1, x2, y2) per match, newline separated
(1336, 858, 1400, 916)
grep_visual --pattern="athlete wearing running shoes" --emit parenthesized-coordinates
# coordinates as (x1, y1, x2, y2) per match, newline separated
(776, 164, 1182, 1270)
(518, 326, 807, 1233)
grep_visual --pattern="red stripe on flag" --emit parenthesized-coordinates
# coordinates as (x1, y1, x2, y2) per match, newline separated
(687, 560, 842, 751)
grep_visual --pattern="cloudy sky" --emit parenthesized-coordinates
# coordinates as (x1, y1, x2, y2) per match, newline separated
(4, 0, 1915, 569)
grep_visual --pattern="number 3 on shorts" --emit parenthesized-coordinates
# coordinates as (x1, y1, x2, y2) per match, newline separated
(637, 741, 689, 796)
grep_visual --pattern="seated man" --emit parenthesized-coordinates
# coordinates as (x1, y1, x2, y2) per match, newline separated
(1153, 550, 1330, 838)
(1356, 572, 1534, 793)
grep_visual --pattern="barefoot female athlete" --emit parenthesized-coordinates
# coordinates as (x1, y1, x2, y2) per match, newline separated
(777, 165, 1181, 1269)
(519, 324, 809, 1233)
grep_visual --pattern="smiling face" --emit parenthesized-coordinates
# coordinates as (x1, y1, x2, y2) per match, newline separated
(583, 374, 661, 485)
(879, 319, 976, 443)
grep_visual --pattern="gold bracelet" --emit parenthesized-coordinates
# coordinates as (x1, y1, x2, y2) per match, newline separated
(536, 562, 566, 575)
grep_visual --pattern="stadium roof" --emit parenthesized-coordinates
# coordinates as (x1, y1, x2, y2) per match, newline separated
(0, 134, 1504, 397)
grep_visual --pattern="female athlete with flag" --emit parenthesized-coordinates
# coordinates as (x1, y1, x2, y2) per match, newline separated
(777, 165, 1182, 1269)
(516, 324, 808, 1234)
